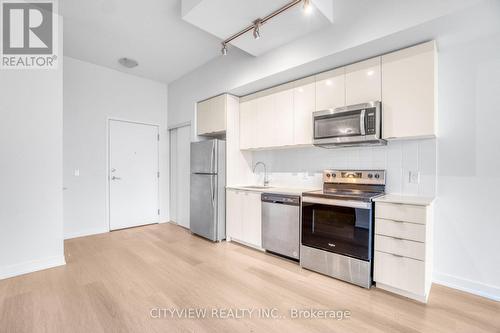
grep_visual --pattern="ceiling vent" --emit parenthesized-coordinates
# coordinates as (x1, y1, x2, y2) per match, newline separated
(118, 57, 139, 68)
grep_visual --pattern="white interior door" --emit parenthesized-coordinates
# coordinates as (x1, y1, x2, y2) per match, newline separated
(109, 120, 159, 230)
(169, 125, 191, 228)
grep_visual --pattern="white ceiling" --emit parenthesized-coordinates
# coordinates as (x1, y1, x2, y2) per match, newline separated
(61, 0, 482, 84)
(61, 0, 222, 83)
(182, 0, 334, 56)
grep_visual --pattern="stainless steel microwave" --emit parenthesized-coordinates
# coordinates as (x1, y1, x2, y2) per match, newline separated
(313, 101, 386, 148)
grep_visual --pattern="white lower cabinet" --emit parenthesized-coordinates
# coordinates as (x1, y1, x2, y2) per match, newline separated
(226, 189, 243, 241)
(226, 189, 262, 248)
(374, 201, 433, 303)
(374, 251, 425, 296)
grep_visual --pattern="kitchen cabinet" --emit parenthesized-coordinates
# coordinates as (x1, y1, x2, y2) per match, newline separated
(226, 189, 262, 248)
(256, 93, 275, 148)
(239, 99, 258, 150)
(196, 94, 227, 136)
(241, 87, 294, 150)
(315, 68, 345, 111)
(374, 200, 434, 303)
(226, 189, 243, 241)
(272, 88, 294, 147)
(242, 191, 262, 247)
(238, 42, 436, 150)
(345, 57, 381, 105)
(381, 41, 437, 139)
(294, 78, 316, 145)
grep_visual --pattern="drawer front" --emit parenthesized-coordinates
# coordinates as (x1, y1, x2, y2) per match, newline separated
(374, 250, 425, 295)
(375, 218, 426, 242)
(375, 202, 426, 224)
(375, 235, 425, 261)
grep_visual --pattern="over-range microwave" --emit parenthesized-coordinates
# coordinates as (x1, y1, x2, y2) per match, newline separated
(313, 101, 386, 148)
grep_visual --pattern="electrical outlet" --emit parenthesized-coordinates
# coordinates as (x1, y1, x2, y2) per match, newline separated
(74, 168, 80, 177)
(409, 171, 420, 184)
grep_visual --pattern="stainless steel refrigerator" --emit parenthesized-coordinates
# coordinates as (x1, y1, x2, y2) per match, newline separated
(190, 139, 226, 241)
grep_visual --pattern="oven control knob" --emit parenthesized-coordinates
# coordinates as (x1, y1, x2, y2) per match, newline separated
(368, 173, 373, 179)
(332, 173, 336, 178)
(325, 173, 331, 178)
(374, 173, 380, 179)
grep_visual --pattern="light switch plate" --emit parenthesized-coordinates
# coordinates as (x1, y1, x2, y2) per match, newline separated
(409, 171, 420, 184)
(74, 169, 80, 177)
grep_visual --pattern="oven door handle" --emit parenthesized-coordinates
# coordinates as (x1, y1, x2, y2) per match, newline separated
(302, 196, 372, 209)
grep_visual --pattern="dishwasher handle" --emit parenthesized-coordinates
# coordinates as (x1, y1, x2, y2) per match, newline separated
(261, 193, 300, 206)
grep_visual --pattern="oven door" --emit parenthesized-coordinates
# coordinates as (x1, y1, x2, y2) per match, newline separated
(301, 197, 373, 261)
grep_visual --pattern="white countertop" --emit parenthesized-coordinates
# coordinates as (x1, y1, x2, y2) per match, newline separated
(373, 194, 435, 206)
(226, 185, 320, 196)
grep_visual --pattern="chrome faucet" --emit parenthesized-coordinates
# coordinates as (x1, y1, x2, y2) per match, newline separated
(253, 162, 269, 187)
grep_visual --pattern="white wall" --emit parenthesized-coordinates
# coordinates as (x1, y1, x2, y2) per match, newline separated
(63, 57, 169, 239)
(0, 37, 64, 278)
(168, 1, 500, 300)
(432, 22, 500, 300)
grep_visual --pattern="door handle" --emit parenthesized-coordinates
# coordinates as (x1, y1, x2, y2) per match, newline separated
(111, 176, 121, 180)
(211, 176, 215, 207)
(360, 109, 366, 135)
(211, 144, 216, 173)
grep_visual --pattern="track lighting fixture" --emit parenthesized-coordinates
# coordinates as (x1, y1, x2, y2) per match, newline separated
(220, 0, 312, 56)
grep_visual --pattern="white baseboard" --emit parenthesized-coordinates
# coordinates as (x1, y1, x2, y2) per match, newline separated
(0, 255, 66, 280)
(434, 271, 500, 301)
(64, 228, 109, 240)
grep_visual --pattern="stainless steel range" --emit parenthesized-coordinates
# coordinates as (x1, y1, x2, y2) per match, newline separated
(300, 170, 386, 288)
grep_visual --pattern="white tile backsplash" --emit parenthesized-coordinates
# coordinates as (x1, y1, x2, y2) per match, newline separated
(251, 139, 437, 196)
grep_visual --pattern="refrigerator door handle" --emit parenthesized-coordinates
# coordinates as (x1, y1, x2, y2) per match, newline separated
(211, 176, 215, 207)
(211, 143, 215, 173)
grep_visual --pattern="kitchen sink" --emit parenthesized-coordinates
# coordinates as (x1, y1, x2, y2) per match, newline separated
(241, 186, 274, 190)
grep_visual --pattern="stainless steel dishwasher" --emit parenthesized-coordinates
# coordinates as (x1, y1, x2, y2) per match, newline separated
(261, 193, 301, 260)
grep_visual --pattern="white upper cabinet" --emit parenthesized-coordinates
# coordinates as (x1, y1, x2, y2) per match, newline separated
(272, 88, 294, 147)
(345, 57, 381, 105)
(239, 99, 258, 150)
(315, 68, 345, 111)
(256, 93, 275, 148)
(196, 94, 227, 136)
(196, 99, 212, 135)
(240, 86, 294, 150)
(238, 42, 436, 150)
(382, 41, 437, 139)
(294, 78, 316, 145)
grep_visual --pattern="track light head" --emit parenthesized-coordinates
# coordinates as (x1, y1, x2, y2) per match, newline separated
(303, 0, 312, 14)
(221, 43, 228, 56)
(253, 19, 262, 40)
(253, 26, 261, 40)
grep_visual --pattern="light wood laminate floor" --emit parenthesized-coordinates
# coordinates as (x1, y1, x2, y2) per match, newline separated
(0, 223, 498, 333)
